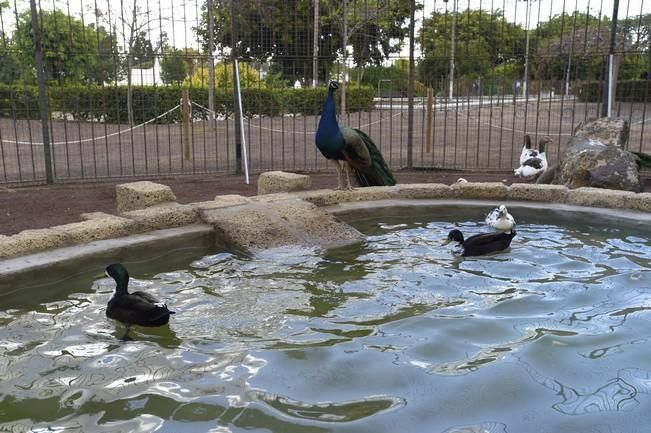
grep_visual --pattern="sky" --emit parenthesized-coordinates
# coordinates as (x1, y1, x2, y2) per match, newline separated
(2, 0, 649, 52)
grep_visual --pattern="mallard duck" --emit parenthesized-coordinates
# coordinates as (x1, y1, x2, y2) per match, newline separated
(444, 229, 517, 257)
(515, 136, 549, 178)
(484, 205, 516, 232)
(105, 263, 175, 340)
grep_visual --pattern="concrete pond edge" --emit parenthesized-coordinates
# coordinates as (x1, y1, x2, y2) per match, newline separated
(1, 177, 651, 281)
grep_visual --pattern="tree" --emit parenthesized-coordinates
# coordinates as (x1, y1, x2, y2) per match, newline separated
(13, 9, 118, 85)
(418, 8, 525, 88)
(529, 12, 611, 82)
(195, 0, 413, 88)
(160, 48, 189, 84)
(0, 32, 21, 84)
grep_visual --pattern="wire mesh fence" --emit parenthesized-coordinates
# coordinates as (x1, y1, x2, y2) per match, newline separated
(0, 0, 649, 186)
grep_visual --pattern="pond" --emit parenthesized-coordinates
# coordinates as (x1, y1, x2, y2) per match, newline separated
(1, 203, 650, 432)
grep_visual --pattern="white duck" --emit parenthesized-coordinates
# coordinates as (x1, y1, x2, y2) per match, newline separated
(515, 136, 549, 178)
(484, 205, 516, 232)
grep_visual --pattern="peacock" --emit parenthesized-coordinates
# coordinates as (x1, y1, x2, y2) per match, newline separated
(316, 81, 396, 189)
(104, 263, 175, 340)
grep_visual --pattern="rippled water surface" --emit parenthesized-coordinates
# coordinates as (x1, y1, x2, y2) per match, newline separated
(1, 205, 651, 432)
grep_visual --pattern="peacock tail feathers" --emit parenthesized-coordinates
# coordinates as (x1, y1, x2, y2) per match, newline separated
(351, 128, 396, 187)
(632, 151, 651, 169)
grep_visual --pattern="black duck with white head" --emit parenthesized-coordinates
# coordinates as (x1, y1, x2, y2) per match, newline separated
(445, 229, 517, 257)
(105, 263, 175, 340)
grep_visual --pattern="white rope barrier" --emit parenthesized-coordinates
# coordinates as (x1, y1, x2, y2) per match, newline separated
(190, 100, 404, 135)
(0, 104, 181, 146)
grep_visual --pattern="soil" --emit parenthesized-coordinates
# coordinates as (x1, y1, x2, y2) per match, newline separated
(1, 170, 649, 236)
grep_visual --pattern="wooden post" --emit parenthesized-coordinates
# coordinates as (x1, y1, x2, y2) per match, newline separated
(182, 88, 192, 160)
(425, 87, 433, 153)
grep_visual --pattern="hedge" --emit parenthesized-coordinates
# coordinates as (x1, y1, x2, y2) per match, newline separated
(0, 84, 376, 124)
(576, 80, 651, 102)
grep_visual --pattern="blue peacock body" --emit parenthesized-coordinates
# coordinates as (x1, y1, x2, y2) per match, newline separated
(315, 81, 396, 188)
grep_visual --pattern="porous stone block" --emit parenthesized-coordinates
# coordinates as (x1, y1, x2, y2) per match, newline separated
(51, 216, 137, 243)
(0, 228, 71, 259)
(297, 186, 402, 207)
(80, 211, 118, 221)
(626, 192, 651, 212)
(507, 183, 569, 202)
(192, 194, 251, 211)
(566, 187, 637, 209)
(397, 183, 452, 199)
(257, 171, 311, 195)
(450, 182, 508, 200)
(297, 189, 356, 207)
(202, 198, 364, 251)
(121, 203, 199, 231)
(116, 181, 177, 213)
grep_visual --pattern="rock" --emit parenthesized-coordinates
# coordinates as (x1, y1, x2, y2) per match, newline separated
(257, 171, 311, 195)
(116, 181, 177, 213)
(201, 198, 364, 252)
(553, 118, 641, 192)
(573, 117, 629, 146)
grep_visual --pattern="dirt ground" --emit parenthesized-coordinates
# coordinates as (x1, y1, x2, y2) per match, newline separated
(1, 170, 649, 236)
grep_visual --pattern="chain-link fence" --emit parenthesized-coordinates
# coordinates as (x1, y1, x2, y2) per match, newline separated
(0, 0, 649, 185)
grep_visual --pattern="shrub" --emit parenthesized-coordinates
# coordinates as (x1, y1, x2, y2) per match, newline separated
(576, 80, 651, 102)
(0, 84, 377, 123)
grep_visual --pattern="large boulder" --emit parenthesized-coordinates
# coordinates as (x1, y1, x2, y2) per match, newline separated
(552, 117, 641, 192)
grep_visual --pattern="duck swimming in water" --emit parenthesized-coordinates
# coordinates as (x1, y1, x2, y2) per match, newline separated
(105, 263, 175, 340)
(484, 205, 516, 232)
(445, 229, 517, 257)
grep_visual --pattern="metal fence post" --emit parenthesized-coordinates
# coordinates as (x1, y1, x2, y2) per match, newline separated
(29, 0, 54, 184)
(230, 0, 243, 175)
(406, 0, 416, 169)
(601, 0, 619, 118)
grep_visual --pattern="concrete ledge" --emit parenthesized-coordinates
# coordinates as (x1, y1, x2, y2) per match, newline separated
(627, 192, 651, 212)
(116, 181, 177, 213)
(257, 171, 311, 195)
(397, 183, 452, 199)
(121, 203, 199, 231)
(567, 187, 637, 209)
(0, 225, 215, 294)
(450, 182, 508, 200)
(50, 216, 137, 244)
(0, 228, 71, 259)
(507, 183, 569, 202)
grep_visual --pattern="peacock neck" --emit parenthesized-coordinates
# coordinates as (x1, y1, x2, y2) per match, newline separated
(316, 88, 344, 153)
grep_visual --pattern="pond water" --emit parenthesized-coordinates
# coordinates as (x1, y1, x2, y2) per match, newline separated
(1, 204, 651, 432)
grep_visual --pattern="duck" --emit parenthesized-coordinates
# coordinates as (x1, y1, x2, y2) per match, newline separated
(444, 229, 517, 257)
(104, 263, 175, 340)
(484, 205, 516, 232)
(514, 136, 549, 178)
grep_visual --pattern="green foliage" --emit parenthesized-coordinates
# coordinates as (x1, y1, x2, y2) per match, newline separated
(354, 60, 425, 97)
(185, 62, 260, 88)
(13, 9, 122, 85)
(195, 0, 413, 83)
(0, 42, 22, 84)
(418, 8, 525, 83)
(576, 80, 651, 102)
(160, 49, 188, 84)
(0, 83, 375, 122)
